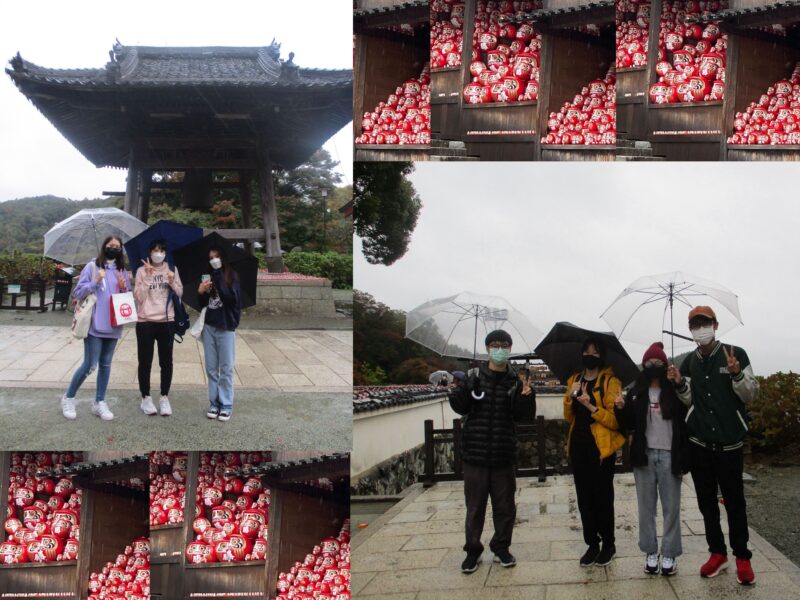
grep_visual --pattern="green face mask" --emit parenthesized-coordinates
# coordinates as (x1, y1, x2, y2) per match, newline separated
(488, 348, 510, 365)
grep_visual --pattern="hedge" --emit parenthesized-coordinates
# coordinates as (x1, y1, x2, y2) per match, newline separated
(258, 251, 352, 289)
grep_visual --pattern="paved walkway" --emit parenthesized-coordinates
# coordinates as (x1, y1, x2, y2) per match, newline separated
(352, 475, 800, 599)
(0, 325, 351, 392)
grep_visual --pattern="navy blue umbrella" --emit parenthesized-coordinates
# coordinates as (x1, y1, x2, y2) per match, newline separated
(124, 220, 204, 276)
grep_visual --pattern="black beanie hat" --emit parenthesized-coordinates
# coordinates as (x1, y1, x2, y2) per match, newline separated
(485, 329, 513, 347)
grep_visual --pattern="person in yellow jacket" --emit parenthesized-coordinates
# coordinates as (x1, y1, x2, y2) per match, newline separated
(564, 337, 626, 567)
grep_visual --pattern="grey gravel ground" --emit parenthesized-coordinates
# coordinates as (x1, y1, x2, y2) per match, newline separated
(0, 387, 351, 451)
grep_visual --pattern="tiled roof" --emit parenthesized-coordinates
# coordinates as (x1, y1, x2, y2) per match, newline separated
(354, 0, 429, 17)
(7, 43, 351, 88)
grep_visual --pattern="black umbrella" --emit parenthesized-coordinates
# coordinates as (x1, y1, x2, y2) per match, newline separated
(534, 322, 640, 386)
(172, 232, 259, 311)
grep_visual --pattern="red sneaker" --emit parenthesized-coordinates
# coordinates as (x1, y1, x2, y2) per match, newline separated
(736, 558, 756, 585)
(700, 553, 728, 578)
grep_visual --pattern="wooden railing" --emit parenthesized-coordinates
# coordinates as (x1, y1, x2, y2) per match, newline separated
(0, 277, 48, 311)
(423, 415, 632, 487)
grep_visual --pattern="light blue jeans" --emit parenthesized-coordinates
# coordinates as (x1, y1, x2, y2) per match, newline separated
(634, 448, 683, 557)
(202, 325, 236, 411)
(66, 335, 118, 403)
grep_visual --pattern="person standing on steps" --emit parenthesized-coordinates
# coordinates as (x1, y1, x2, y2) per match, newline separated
(449, 330, 536, 575)
(672, 306, 759, 586)
(564, 337, 625, 568)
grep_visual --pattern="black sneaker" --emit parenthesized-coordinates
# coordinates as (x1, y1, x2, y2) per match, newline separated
(461, 554, 481, 574)
(595, 544, 616, 566)
(493, 550, 516, 568)
(580, 545, 600, 567)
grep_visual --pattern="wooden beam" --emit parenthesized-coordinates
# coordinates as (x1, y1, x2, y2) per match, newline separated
(138, 157, 259, 170)
(240, 171, 254, 256)
(124, 147, 140, 216)
(256, 148, 284, 272)
(140, 169, 153, 223)
(354, 4, 429, 30)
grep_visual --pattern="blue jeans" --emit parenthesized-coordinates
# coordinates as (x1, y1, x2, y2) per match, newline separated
(634, 448, 683, 557)
(202, 325, 236, 411)
(66, 335, 118, 403)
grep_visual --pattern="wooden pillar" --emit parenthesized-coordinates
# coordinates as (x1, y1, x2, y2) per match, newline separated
(124, 147, 141, 218)
(256, 149, 284, 272)
(139, 170, 153, 223)
(239, 171, 254, 256)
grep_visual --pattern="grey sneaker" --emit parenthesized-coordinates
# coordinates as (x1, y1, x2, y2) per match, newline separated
(92, 401, 114, 421)
(159, 395, 172, 416)
(206, 406, 220, 419)
(60, 395, 76, 420)
(661, 556, 677, 576)
(218, 409, 232, 422)
(140, 395, 157, 415)
(645, 553, 659, 574)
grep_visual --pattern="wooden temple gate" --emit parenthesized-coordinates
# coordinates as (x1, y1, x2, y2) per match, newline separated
(7, 41, 353, 271)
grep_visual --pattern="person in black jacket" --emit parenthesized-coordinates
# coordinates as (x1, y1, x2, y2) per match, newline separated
(449, 330, 536, 574)
(615, 342, 689, 577)
(197, 246, 242, 422)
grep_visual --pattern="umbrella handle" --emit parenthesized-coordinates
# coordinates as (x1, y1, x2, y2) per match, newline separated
(662, 329, 693, 342)
(471, 391, 485, 400)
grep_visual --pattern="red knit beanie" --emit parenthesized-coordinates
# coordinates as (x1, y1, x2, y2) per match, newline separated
(642, 341, 668, 365)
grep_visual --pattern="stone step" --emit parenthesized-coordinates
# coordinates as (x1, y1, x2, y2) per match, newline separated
(616, 155, 665, 161)
(616, 147, 654, 157)
(429, 147, 469, 157)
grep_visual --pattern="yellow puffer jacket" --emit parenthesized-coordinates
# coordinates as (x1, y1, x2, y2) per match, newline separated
(563, 367, 626, 460)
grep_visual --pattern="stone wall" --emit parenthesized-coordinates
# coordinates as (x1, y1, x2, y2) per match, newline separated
(252, 279, 336, 316)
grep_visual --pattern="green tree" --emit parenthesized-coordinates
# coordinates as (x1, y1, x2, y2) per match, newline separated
(353, 162, 422, 266)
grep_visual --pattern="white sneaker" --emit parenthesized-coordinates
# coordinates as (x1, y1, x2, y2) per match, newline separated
(140, 395, 157, 415)
(159, 395, 172, 416)
(661, 556, 677, 576)
(60, 395, 76, 420)
(92, 401, 114, 421)
(645, 553, 659, 574)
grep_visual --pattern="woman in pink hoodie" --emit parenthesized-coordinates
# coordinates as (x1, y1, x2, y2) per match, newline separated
(133, 239, 183, 416)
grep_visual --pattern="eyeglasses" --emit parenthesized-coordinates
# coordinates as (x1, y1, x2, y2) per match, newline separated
(488, 343, 511, 350)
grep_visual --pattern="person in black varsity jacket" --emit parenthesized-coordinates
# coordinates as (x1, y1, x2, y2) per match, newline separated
(449, 330, 536, 575)
(668, 305, 759, 585)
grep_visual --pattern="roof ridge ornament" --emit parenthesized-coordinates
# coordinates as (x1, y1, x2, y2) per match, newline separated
(105, 42, 120, 84)
(280, 51, 299, 81)
(10, 52, 26, 73)
(266, 37, 281, 60)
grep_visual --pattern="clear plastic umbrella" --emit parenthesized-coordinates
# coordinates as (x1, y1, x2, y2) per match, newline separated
(428, 370, 453, 385)
(600, 271, 742, 358)
(405, 291, 544, 360)
(44, 208, 148, 266)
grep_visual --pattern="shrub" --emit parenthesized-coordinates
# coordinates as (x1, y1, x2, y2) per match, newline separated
(0, 252, 51, 281)
(258, 251, 352, 289)
(749, 372, 800, 450)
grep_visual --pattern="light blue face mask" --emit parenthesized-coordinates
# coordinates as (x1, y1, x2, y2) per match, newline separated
(488, 348, 510, 365)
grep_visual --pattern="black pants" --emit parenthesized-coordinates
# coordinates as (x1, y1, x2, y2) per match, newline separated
(689, 443, 751, 559)
(462, 462, 516, 556)
(571, 440, 616, 547)
(136, 321, 174, 397)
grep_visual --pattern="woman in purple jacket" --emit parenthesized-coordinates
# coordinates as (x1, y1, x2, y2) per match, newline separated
(60, 236, 131, 421)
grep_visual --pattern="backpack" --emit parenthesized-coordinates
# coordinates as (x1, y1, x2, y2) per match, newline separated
(166, 290, 190, 342)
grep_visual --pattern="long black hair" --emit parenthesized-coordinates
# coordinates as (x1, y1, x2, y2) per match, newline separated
(632, 368, 679, 420)
(207, 245, 236, 289)
(94, 235, 126, 271)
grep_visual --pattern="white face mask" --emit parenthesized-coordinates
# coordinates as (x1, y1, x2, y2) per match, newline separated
(209, 258, 222, 270)
(692, 325, 715, 346)
(150, 252, 166, 264)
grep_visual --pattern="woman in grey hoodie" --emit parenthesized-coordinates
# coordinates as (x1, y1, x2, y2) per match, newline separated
(60, 236, 131, 421)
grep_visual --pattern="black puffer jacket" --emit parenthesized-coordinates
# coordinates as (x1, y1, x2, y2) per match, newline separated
(615, 386, 691, 476)
(449, 364, 536, 467)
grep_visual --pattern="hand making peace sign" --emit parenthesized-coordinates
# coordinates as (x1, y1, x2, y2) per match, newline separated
(723, 345, 741, 375)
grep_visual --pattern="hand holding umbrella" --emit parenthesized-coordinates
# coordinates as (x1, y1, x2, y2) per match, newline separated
(666, 364, 682, 385)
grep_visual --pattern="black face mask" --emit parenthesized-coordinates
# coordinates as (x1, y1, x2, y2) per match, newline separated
(643, 366, 666, 380)
(104, 247, 121, 260)
(582, 354, 601, 370)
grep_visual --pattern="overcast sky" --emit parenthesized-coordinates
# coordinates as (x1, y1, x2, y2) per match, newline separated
(0, 0, 352, 202)
(355, 162, 800, 376)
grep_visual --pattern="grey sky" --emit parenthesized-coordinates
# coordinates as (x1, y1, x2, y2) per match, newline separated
(0, 0, 352, 202)
(354, 162, 800, 375)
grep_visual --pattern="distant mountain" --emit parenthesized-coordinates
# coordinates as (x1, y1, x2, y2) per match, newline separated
(0, 195, 121, 254)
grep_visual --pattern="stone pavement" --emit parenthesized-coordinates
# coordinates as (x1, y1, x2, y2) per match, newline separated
(352, 475, 800, 599)
(0, 325, 351, 392)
